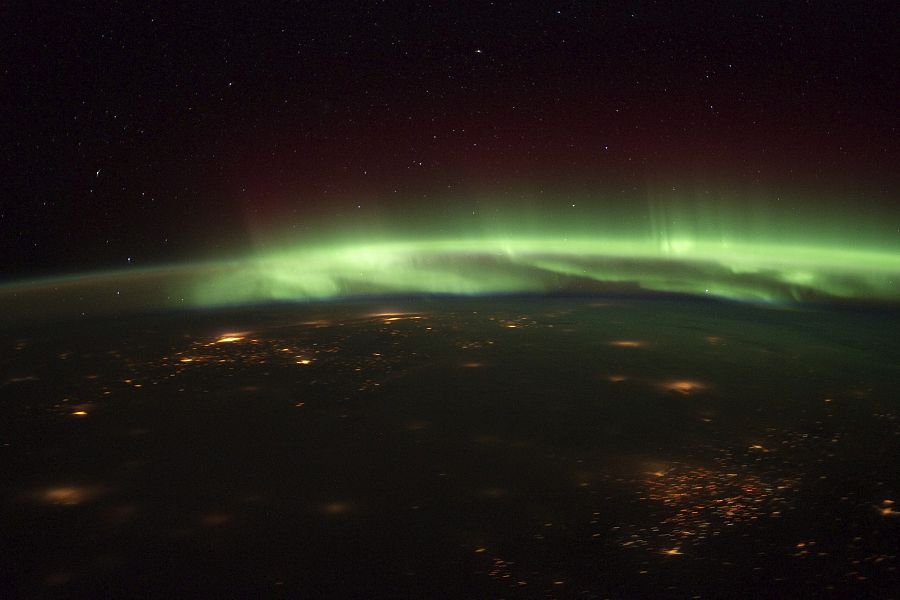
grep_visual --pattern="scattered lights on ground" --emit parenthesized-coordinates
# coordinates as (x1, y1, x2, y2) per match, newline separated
(36, 485, 103, 506)
(382, 315, 424, 323)
(609, 340, 645, 348)
(659, 379, 708, 394)
(609, 451, 800, 557)
(487, 556, 516, 583)
(5, 302, 900, 595)
(214, 333, 247, 344)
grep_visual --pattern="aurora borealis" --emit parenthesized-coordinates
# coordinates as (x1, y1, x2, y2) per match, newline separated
(3, 195, 898, 320)
(4, 5, 900, 596)
(2, 3, 897, 317)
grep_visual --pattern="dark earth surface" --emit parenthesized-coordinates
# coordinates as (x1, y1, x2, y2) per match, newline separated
(2, 297, 899, 598)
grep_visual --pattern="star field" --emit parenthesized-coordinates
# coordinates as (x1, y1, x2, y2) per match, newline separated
(2, 2, 897, 287)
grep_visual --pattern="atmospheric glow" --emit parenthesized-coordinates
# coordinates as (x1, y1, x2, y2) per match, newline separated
(2, 202, 899, 319)
(186, 234, 899, 307)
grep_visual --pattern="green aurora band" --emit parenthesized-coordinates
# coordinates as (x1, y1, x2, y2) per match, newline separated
(190, 236, 899, 306)
(3, 200, 899, 319)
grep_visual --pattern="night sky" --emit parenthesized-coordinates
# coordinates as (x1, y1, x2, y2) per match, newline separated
(2, 2, 898, 305)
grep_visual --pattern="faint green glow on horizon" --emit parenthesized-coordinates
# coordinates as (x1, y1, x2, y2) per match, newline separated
(2, 198, 899, 318)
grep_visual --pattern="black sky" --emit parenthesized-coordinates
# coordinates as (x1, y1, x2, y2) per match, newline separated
(2, 1, 897, 280)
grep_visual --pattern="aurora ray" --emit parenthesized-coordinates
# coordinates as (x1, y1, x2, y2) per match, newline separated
(2, 199, 898, 322)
